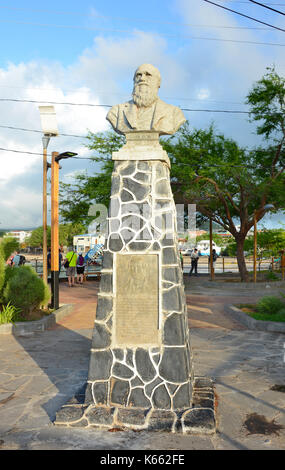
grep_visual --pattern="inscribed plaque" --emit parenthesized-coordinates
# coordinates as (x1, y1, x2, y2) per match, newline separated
(115, 254, 159, 346)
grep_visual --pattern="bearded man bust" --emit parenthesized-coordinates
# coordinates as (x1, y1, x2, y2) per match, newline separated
(106, 63, 186, 136)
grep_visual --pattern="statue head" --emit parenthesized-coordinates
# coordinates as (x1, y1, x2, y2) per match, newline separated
(132, 64, 161, 108)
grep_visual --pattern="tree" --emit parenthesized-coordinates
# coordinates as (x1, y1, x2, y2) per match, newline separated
(0, 237, 20, 262)
(28, 223, 86, 248)
(58, 69, 285, 281)
(59, 131, 124, 225)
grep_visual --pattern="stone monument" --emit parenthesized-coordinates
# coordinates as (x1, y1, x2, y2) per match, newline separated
(55, 64, 216, 433)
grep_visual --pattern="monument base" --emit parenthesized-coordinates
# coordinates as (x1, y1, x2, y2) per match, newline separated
(54, 377, 216, 434)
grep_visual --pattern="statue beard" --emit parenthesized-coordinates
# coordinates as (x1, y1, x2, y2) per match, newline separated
(132, 84, 158, 108)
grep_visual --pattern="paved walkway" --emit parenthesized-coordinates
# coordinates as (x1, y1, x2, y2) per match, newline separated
(0, 276, 284, 450)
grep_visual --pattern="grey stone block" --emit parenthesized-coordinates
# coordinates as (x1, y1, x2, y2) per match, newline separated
(164, 313, 185, 345)
(117, 408, 148, 426)
(162, 287, 182, 312)
(111, 175, 120, 194)
(102, 251, 113, 270)
(173, 383, 191, 409)
(162, 267, 179, 283)
(121, 189, 134, 202)
(99, 273, 113, 294)
(128, 388, 151, 408)
(135, 348, 156, 382)
(86, 406, 114, 426)
(159, 347, 189, 383)
(55, 405, 86, 423)
(155, 180, 170, 197)
(145, 376, 163, 398)
(128, 241, 151, 251)
(92, 323, 111, 349)
(148, 410, 175, 431)
(109, 197, 120, 217)
(123, 178, 149, 201)
(88, 350, 113, 380)
(120, 162, 136, 175)
(152, 384, 171, 409)
(108, 234, 124, 252)
(182, 408, 215, 434)
(110, 379, 130, 406)
(113, 362, 134, 379)
(162, 247, 177, 265)
(134, 172, 150, 183)
(93, 382, 108, 405)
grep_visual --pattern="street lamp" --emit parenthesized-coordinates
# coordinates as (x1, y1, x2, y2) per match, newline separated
(253, 204, 275, 283)
(38, 106, 58, 286)
(50, 151, 77, 309)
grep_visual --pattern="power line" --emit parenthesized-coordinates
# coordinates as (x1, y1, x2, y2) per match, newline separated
(0, 124, 85, 138)
(203, 0, 285, 32)
(0, 4, 277, 30)
(0, 97, 254, 113)
(249, 0, 285, 14)
(0, 145, 264, 168)
(0, 18, 284, 46)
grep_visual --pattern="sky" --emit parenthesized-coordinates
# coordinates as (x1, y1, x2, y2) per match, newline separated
(0, 0, 284, 230)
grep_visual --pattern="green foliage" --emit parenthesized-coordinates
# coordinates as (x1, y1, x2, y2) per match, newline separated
(3, 265, 50, 315)
(265, 271, 279, 281)
(246, 66, 285, 140)
(256, 296, 285, 315)
(59, 130, 125, 225)
(0, 237, 20, 261)
(0, 250, 5, 296)
(0, 302, 22, 325)
(244, 229, 285, 257)
(28, 223, 86, 248)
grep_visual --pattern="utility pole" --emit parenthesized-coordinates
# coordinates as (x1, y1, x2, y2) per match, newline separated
(42, 137, 50, 286)
(253, 210, 257, 283)
(50, 151, 77, 309)
(51, 152, 59, 310)
(209, 218, 214, 280)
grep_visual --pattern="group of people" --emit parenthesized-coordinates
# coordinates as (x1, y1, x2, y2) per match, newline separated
(6, 251, 26, 267)
(47, 248, 86, 287)
(188, 248, 218, 276)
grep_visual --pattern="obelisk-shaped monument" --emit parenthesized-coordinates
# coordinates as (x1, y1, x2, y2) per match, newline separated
(55, 64, 216, 433)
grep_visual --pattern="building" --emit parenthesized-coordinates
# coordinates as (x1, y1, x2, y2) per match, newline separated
(73, 233, 105, 254)
(4, 230, 32, 244)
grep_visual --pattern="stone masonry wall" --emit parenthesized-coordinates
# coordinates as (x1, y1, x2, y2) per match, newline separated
(84, 159, 194, 413)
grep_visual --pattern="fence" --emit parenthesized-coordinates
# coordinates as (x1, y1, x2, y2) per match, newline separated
(25, 259, 102, 280)
(182, 256, 282, 275)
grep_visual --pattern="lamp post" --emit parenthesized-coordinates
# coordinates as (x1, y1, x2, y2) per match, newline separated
(253, 204, 274, 283)
(209, 217, 214, 280)
(39, 106, 58, 286)
(50, 151, 77, 309)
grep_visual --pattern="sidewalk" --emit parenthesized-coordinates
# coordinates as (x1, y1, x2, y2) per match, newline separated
(0, 277, 284, 450)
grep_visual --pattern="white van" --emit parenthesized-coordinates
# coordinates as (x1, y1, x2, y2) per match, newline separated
(196, 240, 221, 256)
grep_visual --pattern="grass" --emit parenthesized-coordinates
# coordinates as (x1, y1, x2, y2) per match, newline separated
(237, 303, 285, 323)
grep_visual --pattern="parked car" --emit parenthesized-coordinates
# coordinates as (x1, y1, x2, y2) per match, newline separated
(183, 248, 193, 256)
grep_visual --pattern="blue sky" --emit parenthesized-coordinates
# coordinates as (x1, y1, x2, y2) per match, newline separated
(0, 0, 284, 230)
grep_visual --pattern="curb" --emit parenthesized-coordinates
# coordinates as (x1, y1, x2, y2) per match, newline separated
(0, 304, 74, 336)
(225, 304, 285, 333)
(202, 280, 285, 289)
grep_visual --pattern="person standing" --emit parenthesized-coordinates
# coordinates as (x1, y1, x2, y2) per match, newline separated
(76, 253, 85, 286)
(189, 248, 199, 276)
(64, 249, 77, 287)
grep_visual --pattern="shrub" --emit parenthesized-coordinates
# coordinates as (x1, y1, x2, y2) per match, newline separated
(3, 265, 50, 316)
(256, 296, 285, 316)
(0, 251, 5, 298)
(265, 271, 279, 281)
(0, 302, 22, 325)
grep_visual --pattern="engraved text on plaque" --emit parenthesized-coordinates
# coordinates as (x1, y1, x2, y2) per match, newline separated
(115, 254, 159, 346)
